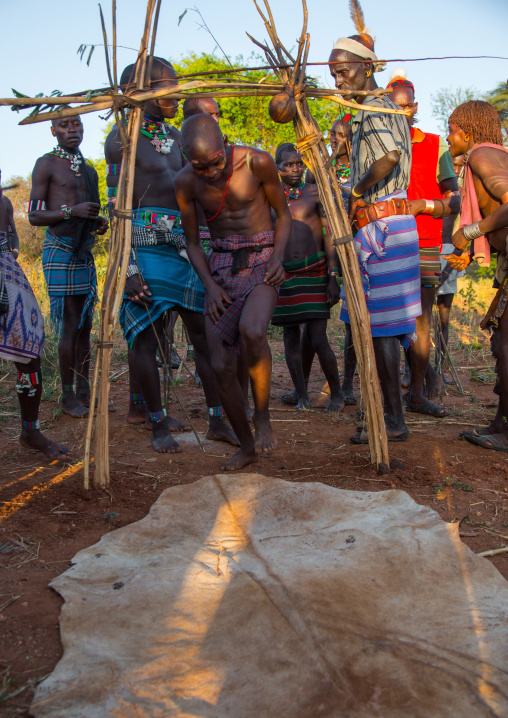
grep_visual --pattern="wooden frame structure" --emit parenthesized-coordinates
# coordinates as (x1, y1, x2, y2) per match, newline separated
(2, 0, 413, 485)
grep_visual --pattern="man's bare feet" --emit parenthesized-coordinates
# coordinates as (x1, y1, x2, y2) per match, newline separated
(127, 404, 147, 424)
(254, 416, 277, 454)
(167, 415, 190, 433)
(220, 448, 259, 471)
(295, 396, 310, 410)
(61, 394, 88, 418)
(20, 430, 68, 460)
(424, 367, 442, 399)
(206, 418, 240, 446)
(151, 419, 183, 454)
(325, 394, 345, 412)
(341, 379, 357, 406)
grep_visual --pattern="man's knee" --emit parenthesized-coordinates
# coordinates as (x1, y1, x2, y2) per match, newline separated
(210, 351, 234, 380)
(241, 323, 266, 348)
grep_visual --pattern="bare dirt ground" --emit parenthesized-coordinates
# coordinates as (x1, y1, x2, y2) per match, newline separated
(1, 326, 508, 716)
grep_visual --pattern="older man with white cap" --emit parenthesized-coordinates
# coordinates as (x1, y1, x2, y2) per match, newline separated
(328, 6, 422, 445)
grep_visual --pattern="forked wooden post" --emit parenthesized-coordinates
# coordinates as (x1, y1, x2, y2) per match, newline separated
(250, 0, 389, 468)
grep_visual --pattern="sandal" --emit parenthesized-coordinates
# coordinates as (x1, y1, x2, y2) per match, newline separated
(406, 398, 450, 418)
(460, 431, 508, 453)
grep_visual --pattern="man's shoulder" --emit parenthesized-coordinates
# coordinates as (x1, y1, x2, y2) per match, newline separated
(303, 182, 320, 199)
(32, 153, 56, 173)
(470, 144, 508, 167)
(364, 95, 398, 110)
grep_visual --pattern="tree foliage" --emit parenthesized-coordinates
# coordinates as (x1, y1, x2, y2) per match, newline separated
(484, 81, 508, 144)
(171, 52, 342, 156)
(430, 86, 479, 135)
(431, 82, 508, 144)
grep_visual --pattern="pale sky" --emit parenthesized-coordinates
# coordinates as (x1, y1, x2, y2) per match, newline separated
(1, 0, 507, 181)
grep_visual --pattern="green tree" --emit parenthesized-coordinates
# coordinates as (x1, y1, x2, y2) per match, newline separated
(484, 81, 508, 144)
(171, 52, 341, 155)
(431, 86, 479, 135)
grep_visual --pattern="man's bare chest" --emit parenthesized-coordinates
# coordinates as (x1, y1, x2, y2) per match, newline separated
(136, 136, 182, 176)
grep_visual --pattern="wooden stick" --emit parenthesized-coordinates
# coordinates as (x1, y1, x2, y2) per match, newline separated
(84, 0, 157, 488)
(1, 86, 390, 107)
(477, 547, 508, 558)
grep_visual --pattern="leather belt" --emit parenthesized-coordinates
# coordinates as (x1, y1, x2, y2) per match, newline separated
(354, 198, 409, 230)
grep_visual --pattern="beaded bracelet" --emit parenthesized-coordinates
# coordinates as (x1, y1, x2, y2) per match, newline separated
(463, 222, 483, 241)
(328, 267, 339, 276)
(126, 263, 139, 278)
(60, 205, 72, 220)
(322, 225, 331, 235)
(28, 200, 46, 212)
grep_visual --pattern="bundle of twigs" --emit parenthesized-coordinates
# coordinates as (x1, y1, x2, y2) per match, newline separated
(249, 0, 389, 468)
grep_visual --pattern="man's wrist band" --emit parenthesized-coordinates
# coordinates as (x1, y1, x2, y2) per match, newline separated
(328, 267, 339, 276)
(423, 200, 435, 214)
(463, 222, 483, 241)
(501, 191, 508, 205)
(351, 186, 362, 199)
(60, 205, 72, 220)
(126, 263, 139, 278)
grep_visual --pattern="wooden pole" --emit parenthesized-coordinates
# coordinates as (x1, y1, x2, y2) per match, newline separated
(84, 0, 157, 488)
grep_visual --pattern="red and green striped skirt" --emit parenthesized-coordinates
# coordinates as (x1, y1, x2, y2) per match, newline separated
(272, 251, 330, 326)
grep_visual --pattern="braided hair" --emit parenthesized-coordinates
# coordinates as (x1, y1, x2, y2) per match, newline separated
(449, 101, 503, 146)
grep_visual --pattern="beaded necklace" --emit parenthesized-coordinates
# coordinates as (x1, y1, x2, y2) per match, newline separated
(49, 146, 82, 176)
(284, 180, 305, 203)
(141, 114, 174, 154)
(332, 160, 351, 186)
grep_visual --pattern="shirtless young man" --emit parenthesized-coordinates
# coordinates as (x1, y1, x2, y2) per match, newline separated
(271, 143, 343, 412)
(0, 172, 68, 460)
(29, 115, 108, 418)
(284, 118, 358, 407)
(105, 57, 237, 454)
(175, 114, 292, 470)
(441, 101, 508, 451)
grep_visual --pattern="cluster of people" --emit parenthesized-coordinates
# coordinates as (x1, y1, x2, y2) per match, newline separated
(1, 29, 508, 471)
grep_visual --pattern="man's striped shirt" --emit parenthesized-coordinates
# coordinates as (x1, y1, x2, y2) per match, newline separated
(351, 95, 412, 203)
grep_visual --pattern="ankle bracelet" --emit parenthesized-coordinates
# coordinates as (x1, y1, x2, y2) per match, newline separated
(208, 406, 224, 418)
(22, 419, 40, 430)
(149, 409, 166, 423)
(76, 378, 89, 389)
(130, 392, 145, 406)
(62, 383, 74, 393)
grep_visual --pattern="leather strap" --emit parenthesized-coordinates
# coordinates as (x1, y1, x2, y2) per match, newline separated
(354, 198, 409, 230)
